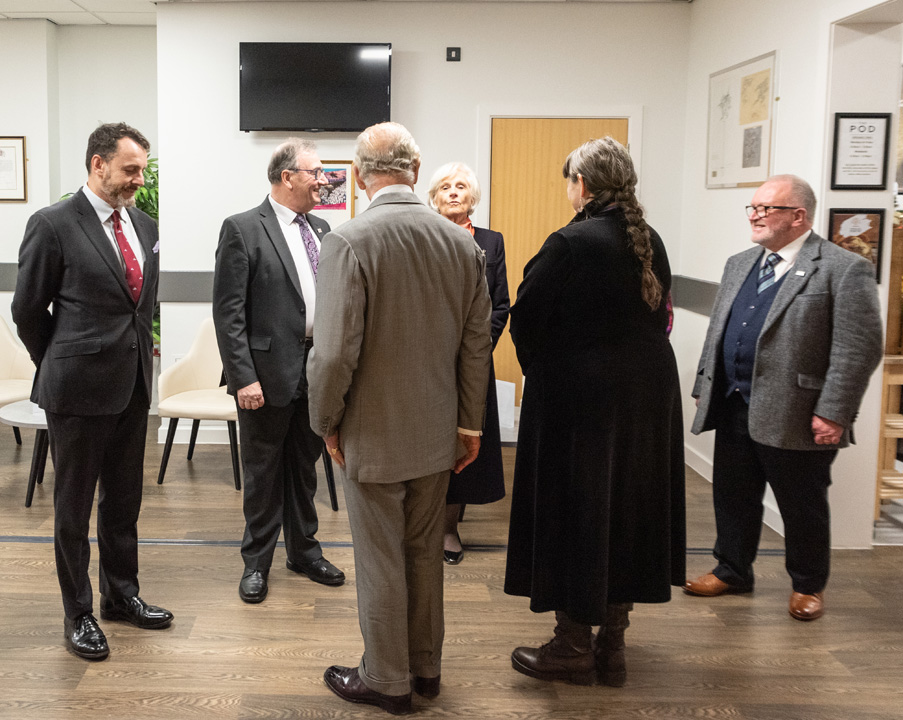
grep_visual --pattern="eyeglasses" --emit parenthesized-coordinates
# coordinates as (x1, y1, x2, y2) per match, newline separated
(290, 168, 326, 179)
(745, 205, 800, 219)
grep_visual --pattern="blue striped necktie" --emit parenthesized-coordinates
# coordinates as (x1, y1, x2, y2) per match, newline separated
(757, 252, 781, 294)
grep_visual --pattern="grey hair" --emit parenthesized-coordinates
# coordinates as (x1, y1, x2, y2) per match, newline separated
(354, 122, 421, 186)
(267, 138, 317, 185)
(563, 137, 662, 312)
(768, 174, 817, 220)
(427, 162, 481, 216)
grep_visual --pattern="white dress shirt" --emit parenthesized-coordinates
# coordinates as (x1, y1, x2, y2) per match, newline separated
(83, 184, 145, 270)
(268, 195, 319, 336)
(761, 229, 811, 281)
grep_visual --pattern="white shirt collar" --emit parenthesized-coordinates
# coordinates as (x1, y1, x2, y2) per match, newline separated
(371, 183, 414, 201)
(83, 183, 121, 224)
(268, 194, 308, 226)
(762, 229, 810, 267)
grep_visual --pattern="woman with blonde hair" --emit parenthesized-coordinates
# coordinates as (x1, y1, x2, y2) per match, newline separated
(504, 138, 685, 687)
(428, 162, 510, 564)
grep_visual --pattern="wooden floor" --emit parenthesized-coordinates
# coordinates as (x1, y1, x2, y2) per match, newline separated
(1, 420, 902, 720)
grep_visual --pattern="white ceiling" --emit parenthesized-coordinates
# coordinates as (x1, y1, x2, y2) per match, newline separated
(0, 0, 688, 27)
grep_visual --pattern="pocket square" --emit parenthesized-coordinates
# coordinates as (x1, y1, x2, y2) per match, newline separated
(153, 240, 160, 254)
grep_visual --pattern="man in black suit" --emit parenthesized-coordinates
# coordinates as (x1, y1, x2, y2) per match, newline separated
(213, 138, 345, 604)
(12, 122, 173, 661)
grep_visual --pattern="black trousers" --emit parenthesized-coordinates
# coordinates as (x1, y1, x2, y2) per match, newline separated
(712, 392, 836, 595)
(237, 391, 323, 572)
(45, 380, 149, 620)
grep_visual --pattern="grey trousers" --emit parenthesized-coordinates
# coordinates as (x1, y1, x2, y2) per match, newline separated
(342, 469, 450, 696)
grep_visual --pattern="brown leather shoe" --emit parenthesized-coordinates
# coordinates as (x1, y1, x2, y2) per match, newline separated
(323, 665, 412, 715)
(683, 573, 752, 597)
(511, 642, 597, 686)
(412, 674, 440, 698)
(789, 592, 824, 621)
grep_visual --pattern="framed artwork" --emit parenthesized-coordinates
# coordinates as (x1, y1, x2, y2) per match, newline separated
(706, 52, 776, 188)
(831, 113, 891, 190)
(0, 136, 27, 202)
(313, 161, 356, 227)
(828, 208, 885, 281)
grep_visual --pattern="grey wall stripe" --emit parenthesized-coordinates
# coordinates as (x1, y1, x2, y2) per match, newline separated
(0, 263, 719, 316)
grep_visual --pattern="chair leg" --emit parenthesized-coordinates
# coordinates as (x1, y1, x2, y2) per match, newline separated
(227, 420, 241, 491)
(13, 426, 22, 445)
(321, 443, 339, 512)
(26, 429, 49, 508)
(187, 419, 200, 460)
(158, 418, 179, 484)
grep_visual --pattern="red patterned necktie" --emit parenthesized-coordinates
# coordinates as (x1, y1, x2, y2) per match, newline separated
(111, 210, 143, 303)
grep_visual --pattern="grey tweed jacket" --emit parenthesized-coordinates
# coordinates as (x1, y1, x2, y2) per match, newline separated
(691, 232, 883, 450)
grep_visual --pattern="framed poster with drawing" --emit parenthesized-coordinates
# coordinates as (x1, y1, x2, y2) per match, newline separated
(831, 113, 891, 190)
(313, 161, 356, 227)
(0, 136, 27, 202)
(706, 52, 776, 189)
(828, 208, 884, 281)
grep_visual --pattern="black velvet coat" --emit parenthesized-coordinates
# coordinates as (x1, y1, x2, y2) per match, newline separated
(503, 204, 686, 626)
(447, 227, 510, 505)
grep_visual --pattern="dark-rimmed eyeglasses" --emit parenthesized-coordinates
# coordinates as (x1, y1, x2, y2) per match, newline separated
(745, 205, 800, 219)
(290, 168, 326, 179)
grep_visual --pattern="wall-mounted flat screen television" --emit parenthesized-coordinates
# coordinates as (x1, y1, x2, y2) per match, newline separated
(239, 42, 392, 132)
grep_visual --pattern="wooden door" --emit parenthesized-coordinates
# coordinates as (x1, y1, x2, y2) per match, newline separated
(489, 117, 629, 402)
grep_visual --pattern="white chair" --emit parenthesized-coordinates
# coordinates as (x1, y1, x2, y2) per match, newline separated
(0, 316, 36, 445)
(156, 318, 241, 489)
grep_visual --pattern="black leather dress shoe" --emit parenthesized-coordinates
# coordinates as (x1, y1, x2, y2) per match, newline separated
(100, 595, 173, 629)
(286, 557, 345, 586)
(239, 569, 268, 603)
(64, 613, 109, 660)
(413, 674, 440, 698)
(443, 548, 463, 565)
(323, 665, 412, 715)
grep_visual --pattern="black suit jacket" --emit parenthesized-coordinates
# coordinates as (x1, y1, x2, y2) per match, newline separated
(12, 188, 159, 416)
(213, 197, 330, 407)
(473, 227, 510, 349)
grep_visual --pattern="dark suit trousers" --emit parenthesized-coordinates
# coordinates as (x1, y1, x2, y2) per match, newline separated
(238, 393, 323, 571)
(712, 392, 836, 595)
(45, 379, 148, 619)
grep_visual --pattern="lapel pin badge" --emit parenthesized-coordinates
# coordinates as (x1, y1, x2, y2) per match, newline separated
(795, 270, 805, 276)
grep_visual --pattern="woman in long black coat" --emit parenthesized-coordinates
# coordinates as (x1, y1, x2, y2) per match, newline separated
(428, 162, 509, 564)
(504, 138, 685, 687)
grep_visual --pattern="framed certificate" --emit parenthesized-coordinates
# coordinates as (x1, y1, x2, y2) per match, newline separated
(831, 113, 891, 190)
(0, 136, 27, 202)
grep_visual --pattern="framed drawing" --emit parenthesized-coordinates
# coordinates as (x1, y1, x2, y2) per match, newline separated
(706, 52, 776, 189)
(313, 161, 356, 227)
(828, 208, 884, 281)
(831, 113, 891, 190)
(0, 136, 27, 202)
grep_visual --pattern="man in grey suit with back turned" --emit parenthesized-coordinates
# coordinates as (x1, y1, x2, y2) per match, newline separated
(685, 174, 882, 621)
(12, 122, 172, 661)
(213, 138, 345, 604)
(309, 122, 492, 715)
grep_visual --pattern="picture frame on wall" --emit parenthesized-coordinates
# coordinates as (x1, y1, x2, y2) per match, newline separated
(313, 161, 356, 227)
(0, 136, 27, 202)
(831, 113, 891, 190)
(706, 51, 776, 189)
(828, 208, 885, 281)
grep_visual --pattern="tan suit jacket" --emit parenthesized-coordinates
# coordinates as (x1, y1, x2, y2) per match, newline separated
(308, 191, 492, 482)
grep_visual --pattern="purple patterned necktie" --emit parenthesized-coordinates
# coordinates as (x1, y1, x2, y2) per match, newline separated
(294, 214, 319, 279)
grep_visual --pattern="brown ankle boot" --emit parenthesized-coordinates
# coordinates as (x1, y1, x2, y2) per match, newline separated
(511, 611, 596, 685)
(593, 603, 632, 687)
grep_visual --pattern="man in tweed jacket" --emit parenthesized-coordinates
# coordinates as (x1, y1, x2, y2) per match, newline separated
(685, 175, 882, 621)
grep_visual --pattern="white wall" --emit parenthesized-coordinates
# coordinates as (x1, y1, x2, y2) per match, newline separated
(0, 20, 57, 264)
(676, 0, 902, 547)
(0, 21, 157, 303)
